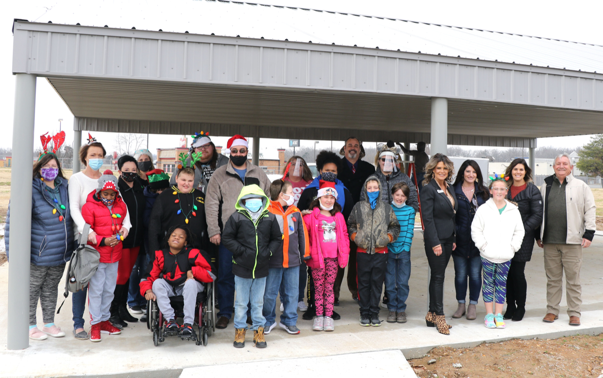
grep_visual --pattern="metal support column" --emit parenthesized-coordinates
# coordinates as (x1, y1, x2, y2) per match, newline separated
(430, 98, 448, 155)
(404, 141, 411, 173)
(8, 74, 36, 350)
(529, 146, 536, 173)
(252, 136, 260, 166)
(73, 126, 82, 173)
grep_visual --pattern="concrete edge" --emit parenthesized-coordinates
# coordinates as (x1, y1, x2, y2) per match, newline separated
(400, 325, 603, 359)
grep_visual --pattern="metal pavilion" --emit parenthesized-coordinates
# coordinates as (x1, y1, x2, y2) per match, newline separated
(8, 1, 603, 349)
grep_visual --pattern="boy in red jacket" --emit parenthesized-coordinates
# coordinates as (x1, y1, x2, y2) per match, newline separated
(141, 226, 215, 337)
(81, 170, 128, 342)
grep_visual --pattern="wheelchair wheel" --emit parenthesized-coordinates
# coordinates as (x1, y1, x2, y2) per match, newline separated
(211, 284, 216, 333)
(153, 330, 159, 347)
(203, 330, 208, 346)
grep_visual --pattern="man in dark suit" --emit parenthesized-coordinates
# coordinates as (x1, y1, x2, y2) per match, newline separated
(336, 137, 376, 302)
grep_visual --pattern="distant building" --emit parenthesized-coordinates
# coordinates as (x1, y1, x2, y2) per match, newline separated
(156, 146, 286, 175)
(0, 157, 12, 168)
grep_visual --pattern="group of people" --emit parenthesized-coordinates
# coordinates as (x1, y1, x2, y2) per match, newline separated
(5, 132, 596, 347)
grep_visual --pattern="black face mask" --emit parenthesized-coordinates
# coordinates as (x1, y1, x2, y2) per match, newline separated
(138, 161, 153, 172)
(230, 155, 247, 167)
(121, 172, 137, 183)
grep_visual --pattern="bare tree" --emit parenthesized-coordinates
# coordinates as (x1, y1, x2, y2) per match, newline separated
(113, 133, 146, 155)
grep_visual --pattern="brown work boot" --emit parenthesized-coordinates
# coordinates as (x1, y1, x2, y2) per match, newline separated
(216, 316, 230, 329)
(542, 313, 559, 323)
(233, 328, 246, 348)
(387, 311, 397, 323)
(397, 312, 407, 323)
(253, 327, 267, 348)
(569, 316, 581, 326)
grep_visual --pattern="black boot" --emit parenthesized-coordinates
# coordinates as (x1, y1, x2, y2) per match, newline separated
(117, 282, 139, 323)
(110, 290, 127, 329)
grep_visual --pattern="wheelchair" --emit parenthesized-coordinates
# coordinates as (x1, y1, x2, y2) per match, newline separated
(147, 282, 215, 346)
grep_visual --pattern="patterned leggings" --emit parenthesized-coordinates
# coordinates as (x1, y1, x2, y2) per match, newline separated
(481, 258, 511, 304)
(311, 258, 338, 317)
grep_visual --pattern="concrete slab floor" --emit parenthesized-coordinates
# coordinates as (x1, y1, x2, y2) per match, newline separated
(1, 233, 602, 377)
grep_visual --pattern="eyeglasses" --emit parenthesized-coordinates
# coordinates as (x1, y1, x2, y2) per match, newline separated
(197, 144, 212, 150)
(230, 149, 247, 154)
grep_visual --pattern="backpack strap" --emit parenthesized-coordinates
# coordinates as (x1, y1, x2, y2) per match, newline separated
(57, 224, 91, 314)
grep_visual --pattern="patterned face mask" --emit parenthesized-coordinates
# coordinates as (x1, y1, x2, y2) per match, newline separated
(40, 167, 59, 181)
(100, 197, 114, 206)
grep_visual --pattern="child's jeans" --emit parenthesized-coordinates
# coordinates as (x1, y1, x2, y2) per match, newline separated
(263, 267, 299, 328)
(152, 278, 204, 325)
(481, 258, 511, 304)
(311, 258, 338, 317)
(234, 276, 267, 330)
(385, 252, 411, 313)
(88, 262, 118, 325)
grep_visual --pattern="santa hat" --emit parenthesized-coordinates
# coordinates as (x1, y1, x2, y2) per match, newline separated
(226, 134, 248, 149)
(317, 180, 338, 199)
(147, 169, 170, 190)
(96, 170, 119, 194)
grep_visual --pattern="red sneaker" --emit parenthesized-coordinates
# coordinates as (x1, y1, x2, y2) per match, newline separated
(90, 324, 101, 342)
(100, 321, 122, 335)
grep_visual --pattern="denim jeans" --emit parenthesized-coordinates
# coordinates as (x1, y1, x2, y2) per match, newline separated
(264, 267, 299, 327)
(452, 255, 482, 305)
(72, 288, 87, 330)
(127, 252, 149, 308)
(279, 261, 307, 303)
(385, 252, 411, 312)
(234, 276, 267, 330)
(217, 242, 235, 319)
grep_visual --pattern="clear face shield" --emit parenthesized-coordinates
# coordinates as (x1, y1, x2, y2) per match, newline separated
(292, 158, 302, 178)
(380, 155, 398, 173)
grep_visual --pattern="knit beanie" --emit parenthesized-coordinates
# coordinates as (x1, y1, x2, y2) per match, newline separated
(97, 170, 119, 194)
(134, 149, 153, 161)
(147, 169, 170, 190)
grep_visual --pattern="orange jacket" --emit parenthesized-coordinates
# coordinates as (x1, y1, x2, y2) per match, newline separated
(267, 201, 310, 268)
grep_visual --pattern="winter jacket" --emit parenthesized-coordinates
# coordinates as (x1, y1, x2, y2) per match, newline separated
(267, 201, 310, 269)
(420, 179, 458, 250)
(297, 175, 355, 220)
(140, 247, 214, 296)
(205, 161, 271, 238)
(338, 159, 376, 204)
(453, 182, 487, 259)
(506, 182, 543, 262)
(303, 207, 350, 269)
(471, 199, 525, 264)
(538, 173, 596, 244)
(81, 190, 128, 263)
(148, 186, 209, 256)
(118, 177, 146, 249)
(143, 186, 159, 229)
(361, 168, 419, 212)
(5, 177, 74, 266)
(222, 185, 282, 279)
(388, 205, 415, 254)
(169, 153, 229, 192)
(347, 175, 401, 254)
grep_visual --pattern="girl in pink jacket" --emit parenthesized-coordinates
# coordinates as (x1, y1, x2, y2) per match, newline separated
(303, 180, 350, 332)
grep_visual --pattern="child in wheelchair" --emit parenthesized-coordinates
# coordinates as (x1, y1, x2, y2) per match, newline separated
(140, 225, 215, 338)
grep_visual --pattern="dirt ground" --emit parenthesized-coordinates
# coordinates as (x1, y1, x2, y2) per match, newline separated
(409, 334, 603, 378)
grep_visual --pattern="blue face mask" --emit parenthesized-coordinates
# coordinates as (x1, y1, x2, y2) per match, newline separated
(245, 198, 263, 213)
(367, 191, 380, 210)
(392, 200, 406, 208)
(88, 159, 103, 171)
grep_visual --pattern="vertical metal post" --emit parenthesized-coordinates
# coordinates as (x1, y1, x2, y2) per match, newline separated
(8, 74, 36, 350)
(252, 136, 260, 166)
(529, 146, 536, 173)
(430, 98, 448, 155)
(73, 127, 82, 173)
(404, 141, 411, 173)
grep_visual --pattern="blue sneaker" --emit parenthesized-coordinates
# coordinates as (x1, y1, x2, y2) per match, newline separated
(494, 313, 506, 329)
(484, 314, 495, 329)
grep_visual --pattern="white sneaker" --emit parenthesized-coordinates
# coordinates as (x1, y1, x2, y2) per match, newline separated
(297, 301, 308, 311)
(313, 316, 324, 331)
(324, 316, 335, 332)
(264, 322, 277, 335)
(279, 303, 284, 312)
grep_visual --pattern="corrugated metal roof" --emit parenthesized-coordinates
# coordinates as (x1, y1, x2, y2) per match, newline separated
(26, 0, 603, 73)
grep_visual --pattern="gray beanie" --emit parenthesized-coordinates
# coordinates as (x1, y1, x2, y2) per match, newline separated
(97, 170, 119, 194)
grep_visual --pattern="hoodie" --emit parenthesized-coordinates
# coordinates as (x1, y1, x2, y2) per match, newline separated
(222, 184, 283, 279)
(347, 175, 401, 254)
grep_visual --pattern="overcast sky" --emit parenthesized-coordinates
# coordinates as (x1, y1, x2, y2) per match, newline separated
(1, 0, 601, 155)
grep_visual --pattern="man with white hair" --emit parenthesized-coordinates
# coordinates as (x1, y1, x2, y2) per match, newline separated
(537, 153, 596, 327)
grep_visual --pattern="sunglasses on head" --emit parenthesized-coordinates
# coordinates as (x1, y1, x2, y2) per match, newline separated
(231, 148, 247, 154)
